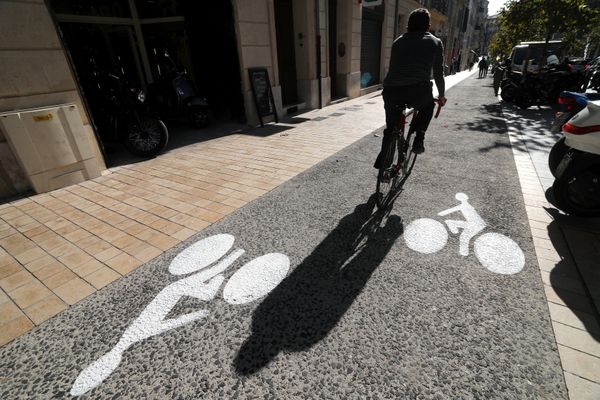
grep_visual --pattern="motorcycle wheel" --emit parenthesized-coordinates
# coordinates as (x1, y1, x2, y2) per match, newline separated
(124, 118, 169, 158)
(500, 85, 516, 102)
(515, 93, 533, 109)
(548, 138, 569, 177)
(190, 106, 210, 129)
(553, 164, 600, 217)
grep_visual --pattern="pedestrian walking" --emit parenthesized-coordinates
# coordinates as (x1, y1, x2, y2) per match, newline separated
(493, 62, 505, 96)
(478, 57, 488, 78)
(483, 57, 489, 78)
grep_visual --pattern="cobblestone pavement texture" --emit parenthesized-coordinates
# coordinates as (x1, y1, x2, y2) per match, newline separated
(0, 71, 471, 345)
(0, 73, 581, 399)
(0, 72, 600, 399)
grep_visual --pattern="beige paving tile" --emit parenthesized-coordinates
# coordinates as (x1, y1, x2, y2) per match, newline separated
(54, 278, 96, 305)
(72, 259, 105, 278)
(548, 302, 600, 335)
(31, 260, 69, 281)
(563, 372, 600, 400)
(9, 280, 52, 309)
(0, 234, 36, 256)
(558, 345, 600, 383)
(63, 228, 92, 243)
(94, 247, 123, 263)
(525, 206, 553, 223)
(23, 294, 66, 325)
(0, 288, 8, 304)
(85, 267, 121, 289)
(0, 300, 22, 324)
(171, 227, 196, 241)
(544, 285, 596, 314)
(536, 247, 562, 263)
(13, 246, 47, 265)
(111, 234, 139, 250)
(0, 315, 33, 347)
(132, 245, 163, 263)
(105, 253, 142, 275)
(541, 270, 586, 296)
(0, 261, 22, 280)
(553, 322, 600, 358)
(42, 269, 78, 290)
(58, 250, 93, 271)
(0, 270, 33, 292)
(144, 234, 178, 252)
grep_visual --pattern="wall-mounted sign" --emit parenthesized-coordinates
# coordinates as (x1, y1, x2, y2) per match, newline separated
(33, 114, 53, 122)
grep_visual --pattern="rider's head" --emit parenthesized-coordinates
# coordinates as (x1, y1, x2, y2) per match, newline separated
(407, 8, 431, 33)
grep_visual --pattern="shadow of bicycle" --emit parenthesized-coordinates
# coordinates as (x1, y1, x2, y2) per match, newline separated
(234, 194, 403, 375)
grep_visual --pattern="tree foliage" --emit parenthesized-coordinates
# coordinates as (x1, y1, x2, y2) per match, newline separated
(488, 0, 600, 59)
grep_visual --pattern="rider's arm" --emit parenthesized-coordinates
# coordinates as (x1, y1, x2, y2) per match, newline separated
(433, 40, 445, 100)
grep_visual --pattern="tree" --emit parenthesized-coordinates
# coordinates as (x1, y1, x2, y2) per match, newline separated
(488, 0, 598, 59)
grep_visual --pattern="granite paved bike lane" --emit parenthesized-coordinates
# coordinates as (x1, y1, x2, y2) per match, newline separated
(0, 75, 567, 399)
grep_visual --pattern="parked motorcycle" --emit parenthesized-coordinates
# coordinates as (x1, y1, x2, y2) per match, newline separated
(514, 65, 583, 109)
(549, 98, 600, 217)
(85, 58, 169, 158)
(500, 70, 520, 103)
(148, 49, 211, 129)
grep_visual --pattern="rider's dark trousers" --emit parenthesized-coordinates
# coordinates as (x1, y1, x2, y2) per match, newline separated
(374, 82, 435, 169)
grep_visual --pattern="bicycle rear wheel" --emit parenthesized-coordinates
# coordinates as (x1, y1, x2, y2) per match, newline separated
(376, 135, 400, 209)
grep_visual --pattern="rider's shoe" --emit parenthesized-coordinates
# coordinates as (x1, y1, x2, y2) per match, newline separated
(412, 132, 425, 154)
(379, 170, 391, 183)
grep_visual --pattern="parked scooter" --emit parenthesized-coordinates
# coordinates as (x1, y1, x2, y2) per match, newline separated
(147, 49, 211, 129)
(86, 57, 169, 158)
(549, 98, 600, 217)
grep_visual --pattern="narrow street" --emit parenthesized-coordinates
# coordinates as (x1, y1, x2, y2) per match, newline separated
(4, 73, 597, 399)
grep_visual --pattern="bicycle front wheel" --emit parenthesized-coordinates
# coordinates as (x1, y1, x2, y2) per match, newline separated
(400, 129, 418, 184)
(376, 135, 399, 209)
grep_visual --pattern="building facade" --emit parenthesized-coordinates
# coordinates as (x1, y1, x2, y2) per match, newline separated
(0, 0, 486, 200)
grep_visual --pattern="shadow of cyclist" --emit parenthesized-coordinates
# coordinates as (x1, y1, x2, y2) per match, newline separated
(234, 194, 404, 375)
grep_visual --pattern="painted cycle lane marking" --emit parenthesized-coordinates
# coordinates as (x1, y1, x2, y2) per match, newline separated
(70, 193, 525, 396)
(404, 192, 525, 275)
(70, 234, 290, 396)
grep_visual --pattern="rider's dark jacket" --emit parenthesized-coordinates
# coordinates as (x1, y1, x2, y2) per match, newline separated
(383, 31, 445, 97)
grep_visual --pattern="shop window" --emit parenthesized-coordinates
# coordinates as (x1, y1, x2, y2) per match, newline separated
(135, 0, 182, 18)
(50, 0, 131, 17)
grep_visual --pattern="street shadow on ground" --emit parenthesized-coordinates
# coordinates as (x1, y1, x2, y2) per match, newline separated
(104, 120, 248, 167)
(454, 102, 560, 154)
(543, 206, 600, 340)
(105, 113, 311, 167)
(234, 195, 404, 375)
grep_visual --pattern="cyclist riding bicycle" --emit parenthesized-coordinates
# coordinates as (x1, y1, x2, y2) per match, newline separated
(374, 8, 446, 170)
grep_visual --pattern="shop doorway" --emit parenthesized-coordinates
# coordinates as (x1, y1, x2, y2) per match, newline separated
(328, 0, 340, 100)
(49, 0, 244, 163)
(274, 0, 298, 105)
(360, 5, 384, 88)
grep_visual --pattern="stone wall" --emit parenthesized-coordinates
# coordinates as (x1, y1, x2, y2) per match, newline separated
(0, 0, 106, 199)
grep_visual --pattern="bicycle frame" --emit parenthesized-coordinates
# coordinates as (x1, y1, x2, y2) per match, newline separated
(376, 99, 443, 209)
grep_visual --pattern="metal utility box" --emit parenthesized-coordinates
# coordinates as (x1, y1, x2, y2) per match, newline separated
(0, 103, 101, 194)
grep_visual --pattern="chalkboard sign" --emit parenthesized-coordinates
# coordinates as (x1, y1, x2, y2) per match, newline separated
(248, 67, 278, 126)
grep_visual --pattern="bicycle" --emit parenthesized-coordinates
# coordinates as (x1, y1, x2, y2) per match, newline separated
(376, 98, 443, 209)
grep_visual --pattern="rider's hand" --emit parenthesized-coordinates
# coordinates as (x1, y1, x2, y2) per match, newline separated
(438, 96, 447, 107)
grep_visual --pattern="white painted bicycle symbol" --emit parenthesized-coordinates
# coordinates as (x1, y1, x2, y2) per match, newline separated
(404, 193, 525, 275)
(70, 234, 290, 396)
